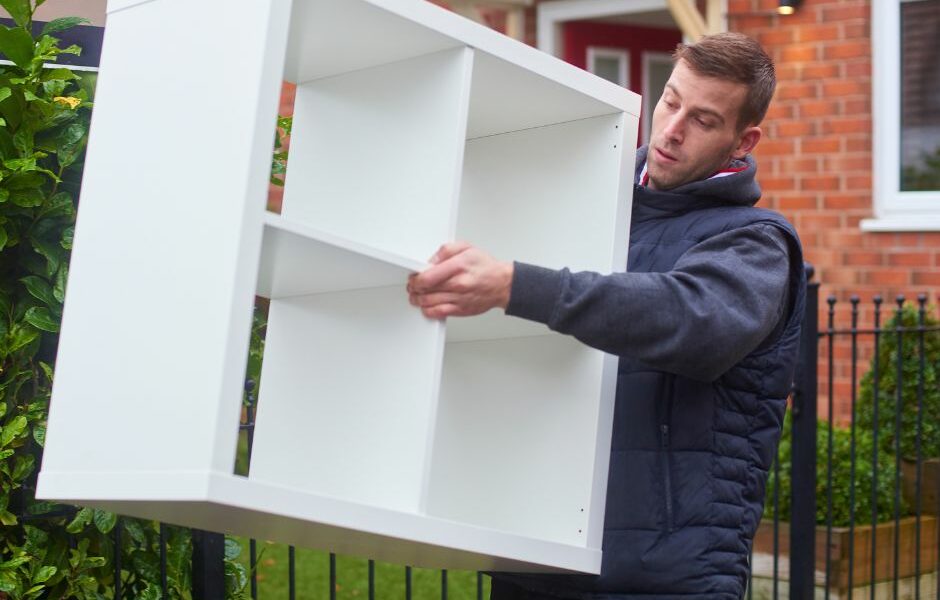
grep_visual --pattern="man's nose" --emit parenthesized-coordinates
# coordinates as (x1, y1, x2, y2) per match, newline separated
(662, 113, 684, 144)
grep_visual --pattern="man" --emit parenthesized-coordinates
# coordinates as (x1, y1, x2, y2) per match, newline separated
(408, 32, 805, 599)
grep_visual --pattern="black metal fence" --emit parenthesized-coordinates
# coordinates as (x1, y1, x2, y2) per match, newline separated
(17, 270, 940, 599)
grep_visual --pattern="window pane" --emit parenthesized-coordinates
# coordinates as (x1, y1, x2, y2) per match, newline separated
(592, 56, 623, 86)
(900, 0, 940, 191)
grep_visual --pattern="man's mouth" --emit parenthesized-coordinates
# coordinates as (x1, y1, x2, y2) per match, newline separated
(655, 147, 678, 163)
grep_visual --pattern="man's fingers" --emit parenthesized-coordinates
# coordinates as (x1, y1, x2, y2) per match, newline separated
(412, 257, 465, 291)
(430, 241, 472, 265)
(422, 303, 462, 320)
(414, 292, 461, 308)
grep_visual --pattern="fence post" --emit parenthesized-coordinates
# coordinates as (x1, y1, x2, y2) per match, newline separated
(790, 264, 818, 600)
(192, 529, 226, 599)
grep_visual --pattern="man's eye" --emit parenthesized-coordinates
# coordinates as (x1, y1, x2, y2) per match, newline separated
(696, 118, 713, 128)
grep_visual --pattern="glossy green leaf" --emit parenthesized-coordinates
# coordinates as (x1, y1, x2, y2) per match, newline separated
(20, 275, 56, 307)
(138, 583, 161, 600)
(0, 556, 30, 570)
(0, 415, 26, 448)
(3, 157, 36, 171)
(223, 537, 242, 560)
(41, 191, 74, 219)
(29, 235, 61, 275)
(7, 324, 39, 353)
(65, 507, 92, 534)
(92, 509, 116, 534)
(12, 127, 32, 155)
(0, 225, 7, 251)
(53, 263, 67, 302)
(60, 225, 72, 249)
(41, 17, 89, 37)
(32, 565, 55, 584)
(0, 26, 33, 69)
(30, 424, 43, 446)
(12, 188, 43, 207)
(0, 1, 31, 28)
(24, 306, 58, 332)
(11, 453, 35, 481)
(121, 518, 147, 545)
(0, 87, 11, 103)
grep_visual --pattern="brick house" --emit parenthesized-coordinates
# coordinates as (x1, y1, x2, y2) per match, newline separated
(9, 0, 939, 423)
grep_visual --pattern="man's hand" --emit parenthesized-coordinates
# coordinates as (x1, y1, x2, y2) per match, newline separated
(407, 242, 513, 320)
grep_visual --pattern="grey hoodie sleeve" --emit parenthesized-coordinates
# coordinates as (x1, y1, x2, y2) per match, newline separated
(505, 223, 791, 382)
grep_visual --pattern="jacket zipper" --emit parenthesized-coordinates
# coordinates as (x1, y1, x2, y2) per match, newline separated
(660, 423, 675, 533)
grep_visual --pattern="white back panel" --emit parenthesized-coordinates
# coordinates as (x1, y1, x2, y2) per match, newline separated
(425, 336, 604, 546)
(467, 53, 622, 139)
(40, 0, 290, 478)
(458, 114, 629, 274)
(282, 47, 472, 264)
(250, 287, 444, 513)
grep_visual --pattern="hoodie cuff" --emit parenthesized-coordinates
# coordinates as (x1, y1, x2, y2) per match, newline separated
(506, 262, 565, 326)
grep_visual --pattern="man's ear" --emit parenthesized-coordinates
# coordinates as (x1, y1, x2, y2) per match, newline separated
(732, 126, 762, 160)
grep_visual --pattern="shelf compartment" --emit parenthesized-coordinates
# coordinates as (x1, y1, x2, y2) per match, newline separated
(248, 285, 445, 515)
(258, 213, 425, 299)
(282, 46, 473, 264)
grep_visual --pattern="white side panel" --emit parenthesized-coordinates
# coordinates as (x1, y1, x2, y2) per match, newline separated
(447, 113, 632, 343)
(249, 287, 444, 514)
(36, 472, 601, 573)
(39, 0, 290, 482)
(425, 336, 604, 547)
(282, 47, 473, 264)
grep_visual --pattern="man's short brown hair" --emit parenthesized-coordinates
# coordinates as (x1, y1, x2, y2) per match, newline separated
(673, 32, 776, 130)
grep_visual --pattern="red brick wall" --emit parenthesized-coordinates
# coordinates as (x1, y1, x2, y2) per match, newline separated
(729, 0, 940, 422)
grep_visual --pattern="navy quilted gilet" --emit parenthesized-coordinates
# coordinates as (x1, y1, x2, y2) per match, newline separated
(501, 185, 806, 599)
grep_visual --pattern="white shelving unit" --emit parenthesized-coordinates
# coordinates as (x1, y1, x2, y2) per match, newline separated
(37, 0, 641, 573)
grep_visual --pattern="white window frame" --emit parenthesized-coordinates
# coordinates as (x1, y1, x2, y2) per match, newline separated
(642, 51, 672, 145)
(863, 0, 940, 231)
(587, 46, 629, 87)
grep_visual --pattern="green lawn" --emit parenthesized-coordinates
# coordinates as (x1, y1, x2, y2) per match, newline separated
(234, 539, 491, 600)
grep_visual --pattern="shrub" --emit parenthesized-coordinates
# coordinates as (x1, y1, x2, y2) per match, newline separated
(854, 303, 940, 460)
(765, 413, 903, 527)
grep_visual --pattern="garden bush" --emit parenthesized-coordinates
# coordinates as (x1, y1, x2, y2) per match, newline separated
(854, 303, 940, 460)
(765, 413, 902, 527)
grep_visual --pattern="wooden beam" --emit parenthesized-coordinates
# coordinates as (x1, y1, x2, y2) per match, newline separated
(665, 0, 708, 42)
(505, 7, 526, 41)
(707, 0, 726, 34)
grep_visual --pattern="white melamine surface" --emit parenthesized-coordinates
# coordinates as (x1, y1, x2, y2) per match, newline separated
(458, 113, 631, 274)
(426, 336, 603, 546)
(282, 46, 472, 264)
(466, 52, 622, 139)
(40, 0, 289, 477)
(38, 472, 600, 573)
(39, 0, 640, 574)
(249, 287, 444, 514)
(258, 213, 425, 299)
(285, 0, 640, 118)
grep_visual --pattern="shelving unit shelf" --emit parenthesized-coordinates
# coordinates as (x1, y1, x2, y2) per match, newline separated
(37, 0, 641, 573)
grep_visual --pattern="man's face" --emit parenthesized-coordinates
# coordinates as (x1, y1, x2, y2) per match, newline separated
(646, 59, 761, 191)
